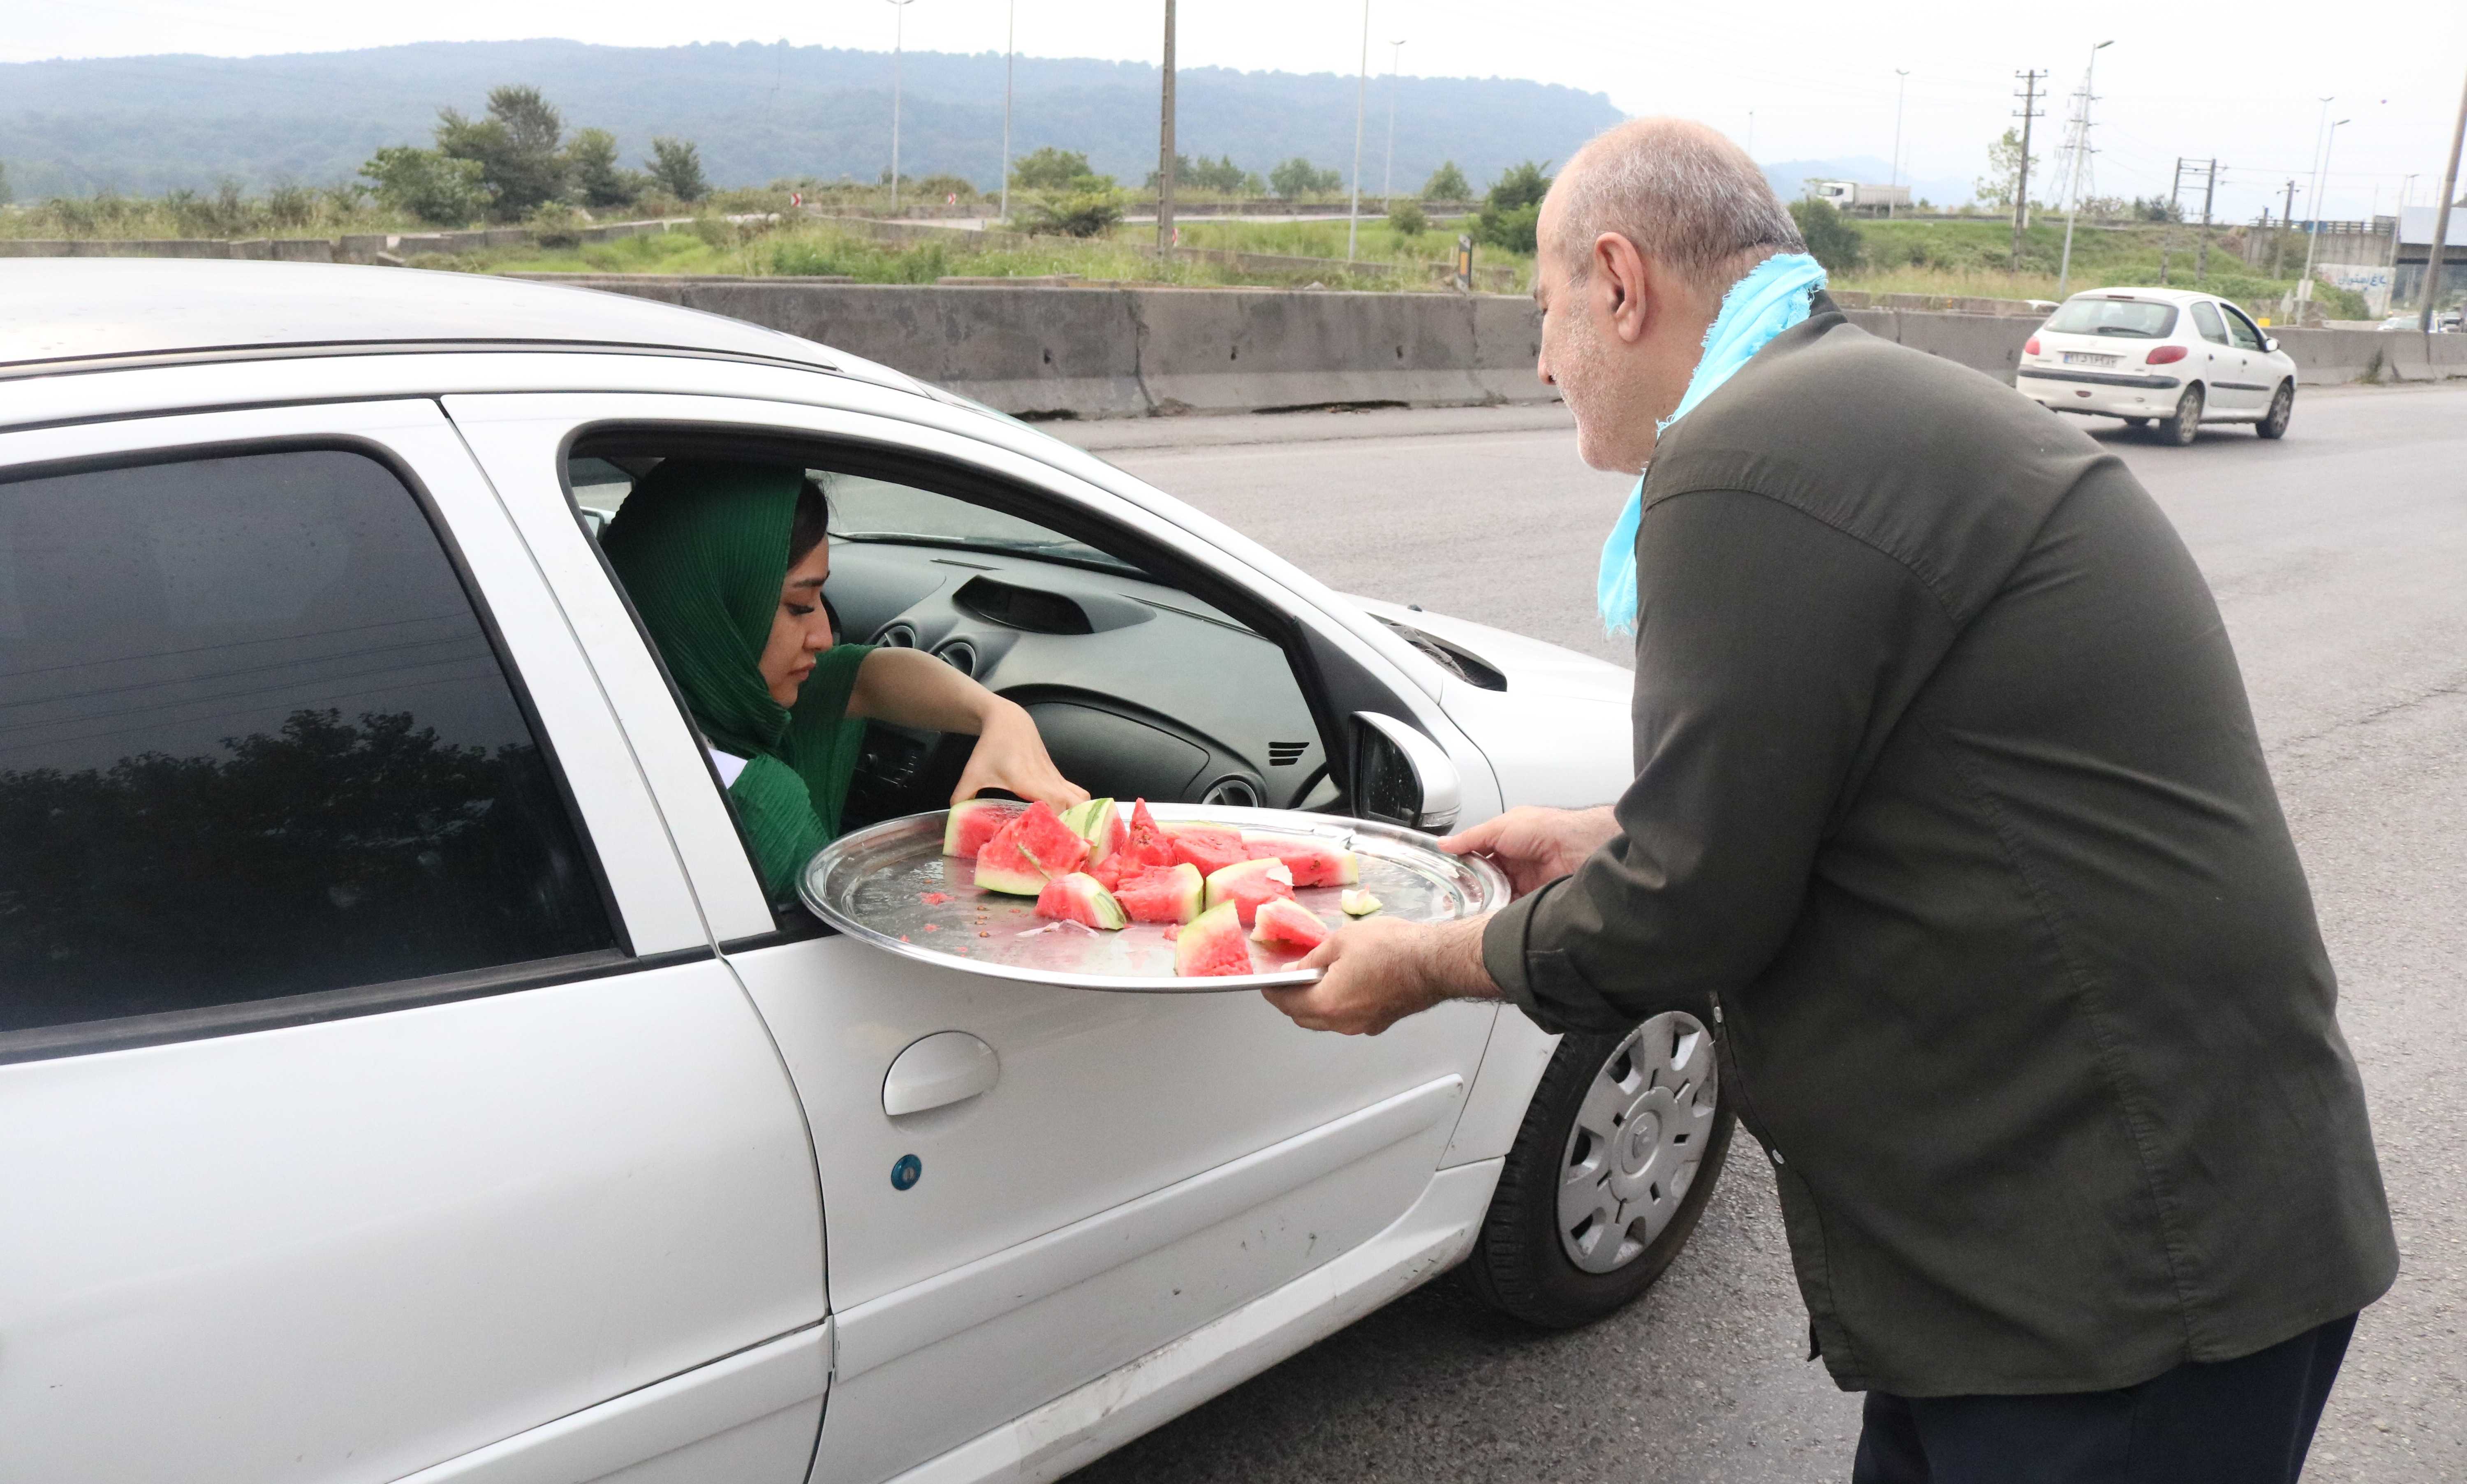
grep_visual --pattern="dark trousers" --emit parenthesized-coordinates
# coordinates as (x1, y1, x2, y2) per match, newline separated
(1851, 1313, 2357, 1484)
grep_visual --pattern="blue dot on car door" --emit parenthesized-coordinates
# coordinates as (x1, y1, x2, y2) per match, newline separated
(891, 1154, 923, 1191)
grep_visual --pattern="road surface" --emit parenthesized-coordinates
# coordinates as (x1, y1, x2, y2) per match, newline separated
(1052, 383, 2467, 1484)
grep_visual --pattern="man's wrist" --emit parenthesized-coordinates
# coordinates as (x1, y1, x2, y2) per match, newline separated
(1419, 915, 1504, 1003)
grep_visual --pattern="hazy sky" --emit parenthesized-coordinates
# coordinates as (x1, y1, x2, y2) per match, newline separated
(14, 1, 2465, 222)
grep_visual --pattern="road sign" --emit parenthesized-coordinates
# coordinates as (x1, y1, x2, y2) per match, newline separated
(1455, 233, 1474, 292)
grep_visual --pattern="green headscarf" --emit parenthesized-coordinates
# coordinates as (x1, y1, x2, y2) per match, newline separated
(600, 460, 874, 901)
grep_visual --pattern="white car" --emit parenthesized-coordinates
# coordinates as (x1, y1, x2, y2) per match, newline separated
(2016, 286, 2296, 444)
(0, 261, 1726, 1484)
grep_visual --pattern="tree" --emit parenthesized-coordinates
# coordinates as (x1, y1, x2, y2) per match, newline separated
(1146, 154, 1257, 193)
(2131, 194, 2182, 223)
(436, 84, 571, 222)
(564, 127, 641, 210)
(1787, 198, 1865, 273)
(1268, 157, 1342, 199)
(1475, 160, 1552, 253)
(359, 146, 487, 226)
(647, 138, 710, 202)
(1012, 147, 1095, 191)
(0, 160, 11, 206)
(1974, 127, 2039, 213)
(1421, 161, 1472, 201)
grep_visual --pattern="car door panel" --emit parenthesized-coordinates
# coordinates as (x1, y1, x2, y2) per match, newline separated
(0, 402, 825, 1483)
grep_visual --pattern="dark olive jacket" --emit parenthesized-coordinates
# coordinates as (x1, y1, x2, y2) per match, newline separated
(1482, 298, 2396, 1397)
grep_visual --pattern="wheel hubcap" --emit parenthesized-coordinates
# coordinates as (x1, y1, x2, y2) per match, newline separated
(1557, 1011, 1718, 1274)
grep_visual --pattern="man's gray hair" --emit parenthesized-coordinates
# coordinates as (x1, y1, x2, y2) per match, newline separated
(1554, 118, 1805, 292)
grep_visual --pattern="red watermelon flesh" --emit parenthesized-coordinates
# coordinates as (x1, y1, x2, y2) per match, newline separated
(973, 801, 1090, 895)
(1250, 897, 1331, 952)
(1122, 799, 1178, 869)
(1175, 901, 1253, 977)
(1239, 832, 1360, 888)
(1169, 824, 1252, 879)
(1113, 863, 1203, 925)
(944, 798, 1026, 857)
(1035, 872, 1127, 929)
(1203, 857, 1295, 927)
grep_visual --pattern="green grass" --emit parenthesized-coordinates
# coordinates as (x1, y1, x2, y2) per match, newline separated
(1832, 218, 2324, 320)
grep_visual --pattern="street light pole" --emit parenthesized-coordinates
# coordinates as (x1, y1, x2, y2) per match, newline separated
(1891, 69, 1909, 185)
(2053, 39, 2111, 299)
(2417, 64, 2467, 331)
(1382, 39, 1405, 204)
(1157, 0, 1177, 253)
(1000, 0, 1013, 225)
(886, 0, 914, 215)
(1346, 0, 1369, 261)
(2299, 117, 2351, 321)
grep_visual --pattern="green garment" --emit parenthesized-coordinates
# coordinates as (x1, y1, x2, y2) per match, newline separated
(600, 460, 874, 901)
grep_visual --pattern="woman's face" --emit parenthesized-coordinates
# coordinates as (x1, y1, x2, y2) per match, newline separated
(759, 541, 835, 705)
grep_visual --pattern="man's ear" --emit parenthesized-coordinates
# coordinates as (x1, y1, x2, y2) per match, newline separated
(1594, 232, 1651, 344)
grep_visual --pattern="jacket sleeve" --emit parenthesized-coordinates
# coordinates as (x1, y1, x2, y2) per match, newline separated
(1482, 488, 1954, 1034)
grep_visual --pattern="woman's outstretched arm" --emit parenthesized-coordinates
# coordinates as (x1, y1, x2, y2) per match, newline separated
(846, 646, 1089, 810)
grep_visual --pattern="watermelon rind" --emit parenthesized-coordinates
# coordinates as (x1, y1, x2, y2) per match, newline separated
(1203, 856, 1293, 908)
(1035, 871, 1128, 930)
(944, 798, 1025, 857)
(1175, 901, 1253, 977)
(1339, 889, 1384, 917)
(972, 801, 1090, 895)
(1250, 897, 1331, 950)
(1058, 797, 1125, 862)
(972, 854, 1048, 895)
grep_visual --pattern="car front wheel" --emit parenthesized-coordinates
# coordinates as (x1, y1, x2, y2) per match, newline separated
(1466, 1010, 1734, 1328)
(2257, 381, 2293, 439)
(2162, 384, 2205, 445)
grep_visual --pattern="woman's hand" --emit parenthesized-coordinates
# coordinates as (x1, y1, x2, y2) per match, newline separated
(952, 700, 1088, 813)
(1438, 804, 1620, 899)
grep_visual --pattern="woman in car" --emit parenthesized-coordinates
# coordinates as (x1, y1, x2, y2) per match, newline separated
(602, 459, 1086, 899)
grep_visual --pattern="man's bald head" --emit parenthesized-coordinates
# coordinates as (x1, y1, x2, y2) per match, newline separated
(1548, 118, 1804, 300)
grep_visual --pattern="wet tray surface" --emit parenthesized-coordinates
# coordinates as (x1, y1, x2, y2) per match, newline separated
(801, 802, 1509, 992)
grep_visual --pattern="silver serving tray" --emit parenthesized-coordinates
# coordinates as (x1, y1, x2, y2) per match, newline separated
(800, 802, 1509, 992)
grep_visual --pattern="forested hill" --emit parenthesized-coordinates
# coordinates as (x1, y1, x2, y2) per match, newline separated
(0, 39, 1625, 199)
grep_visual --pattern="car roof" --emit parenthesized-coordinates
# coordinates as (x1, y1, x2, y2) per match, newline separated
(0, 259, 907, 387)
(2062, 286, 2217, 305)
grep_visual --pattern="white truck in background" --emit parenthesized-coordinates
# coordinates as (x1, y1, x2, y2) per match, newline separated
(1811, 180, 1912, 215)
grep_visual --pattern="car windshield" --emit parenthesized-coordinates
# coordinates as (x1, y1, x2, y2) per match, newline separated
(824, 473, 1147, 577)
(2045, 298, 2178, 338)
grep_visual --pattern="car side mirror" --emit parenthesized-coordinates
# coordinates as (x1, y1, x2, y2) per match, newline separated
(1349, 712, 1463, 833)
(2263, 337, 2279, 353)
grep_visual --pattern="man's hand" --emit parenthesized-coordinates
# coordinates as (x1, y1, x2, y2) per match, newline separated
(1440, 804, 1620, 898)
(1261, 915, 1499, 1036)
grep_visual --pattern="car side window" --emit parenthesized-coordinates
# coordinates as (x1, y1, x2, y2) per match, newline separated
(2190, 301, 2230, 345)
(0, 449, 615, 1038)
(2223, 306, 2265, 351)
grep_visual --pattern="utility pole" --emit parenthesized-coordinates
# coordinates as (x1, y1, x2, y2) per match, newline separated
(2419, 64, 2467, 331)
(1157, 0, 1176, 253)
(2272, 178, 2297, 277)
(1382, 39, 1405, 204)
(2011, 69, 2045, 271)
(885, 0, 914, 215)
(999, 0, 1013, 225)
(2299, 116, 2351, 323)
(1891, 68, 1910, 204)
(2054, 40, 2112, 298)
(2160, 157, 2183, 284)
(2194, 157, 2217, 286)
(1345, 0, 1369, 261)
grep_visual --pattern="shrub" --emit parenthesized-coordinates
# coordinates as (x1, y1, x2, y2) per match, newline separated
(360, 146, 487, 227)
(1268, 157, 1344, 199)
(1473, 161, 1552, 253)
(1388, 199, 1428, 236)
(526, 201, 592, 248)
(1012, 148, 1094, 192)
(1787, 198, 1865, 273)
(914, 173, 979, 203)
(1025, 187, 1125, 238)
(1421, 161, 1472, 201)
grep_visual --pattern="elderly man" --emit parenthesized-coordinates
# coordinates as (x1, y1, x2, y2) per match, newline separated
(1268, 119, 2394, 1482)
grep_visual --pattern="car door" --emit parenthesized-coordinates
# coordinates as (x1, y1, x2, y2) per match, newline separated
(2219, 302, 2281, 407)
(445, 388, 1500, 1484)
(2186, 298, 2252, 413)
(0, 399, 829, 1484)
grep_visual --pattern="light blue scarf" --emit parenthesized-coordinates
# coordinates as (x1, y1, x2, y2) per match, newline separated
(1596, 251, 1828, 636)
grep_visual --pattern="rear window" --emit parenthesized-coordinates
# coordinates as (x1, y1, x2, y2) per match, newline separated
(2044, 298, 2178, 338)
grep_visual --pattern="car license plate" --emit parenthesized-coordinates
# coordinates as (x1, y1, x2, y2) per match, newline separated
(2063, 351, 2121, 368)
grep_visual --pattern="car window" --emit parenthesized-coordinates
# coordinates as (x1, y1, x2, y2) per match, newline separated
(2044, 298, 2178, 338)
(2222, 305, 2265, 351)
(0, 449, 615, 1037)
(2189, 301, 2230, 345)
(823, 473, 1146, 578)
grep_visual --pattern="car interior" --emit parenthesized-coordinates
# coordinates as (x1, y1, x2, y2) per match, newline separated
(564, 436, 1342, 849)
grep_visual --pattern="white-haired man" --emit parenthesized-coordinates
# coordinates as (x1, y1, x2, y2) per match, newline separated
(1264, 119, 2393, 1482)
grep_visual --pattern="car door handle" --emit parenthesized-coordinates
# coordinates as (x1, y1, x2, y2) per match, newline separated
(883, 1031, 1000, 1116)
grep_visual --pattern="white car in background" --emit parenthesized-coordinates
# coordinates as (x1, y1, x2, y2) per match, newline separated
(0, 261, 1722, 1484)
(2016, 286, 2297, 445)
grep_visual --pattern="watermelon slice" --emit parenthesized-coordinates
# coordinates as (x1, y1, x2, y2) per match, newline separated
(1340, 889, 1384, 917)
(1122, 799, 1178, 869)
(1059, 798, 1131, 863)
(1035, 872, 1127, 929)
(1175, 901, 1253, 978)
(1169, 823, 1252, 879)
(1240, 831, 1360, 888)
(1250, 897, 1331, 952)
(1203, 856, 1295, 927)
(972, 801, 1091, 895)
(1113, 862, 1203, 925)
(944, 798, 1026, 857)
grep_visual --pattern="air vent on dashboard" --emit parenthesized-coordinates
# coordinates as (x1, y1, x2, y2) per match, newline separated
(935, 640, 980, 679)
(1268, 742, 1309, 767)
(1200, 777, 1263, 808)
(875, 622, 919, 648)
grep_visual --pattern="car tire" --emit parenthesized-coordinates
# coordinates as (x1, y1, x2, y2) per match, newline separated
(1466, 1010, 1734, 1329)
(2256, 381, 2293, 439)
(2163, 384, 2204, 445)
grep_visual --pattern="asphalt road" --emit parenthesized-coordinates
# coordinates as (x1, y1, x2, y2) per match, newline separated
(1053, 384, 2467, 1484)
